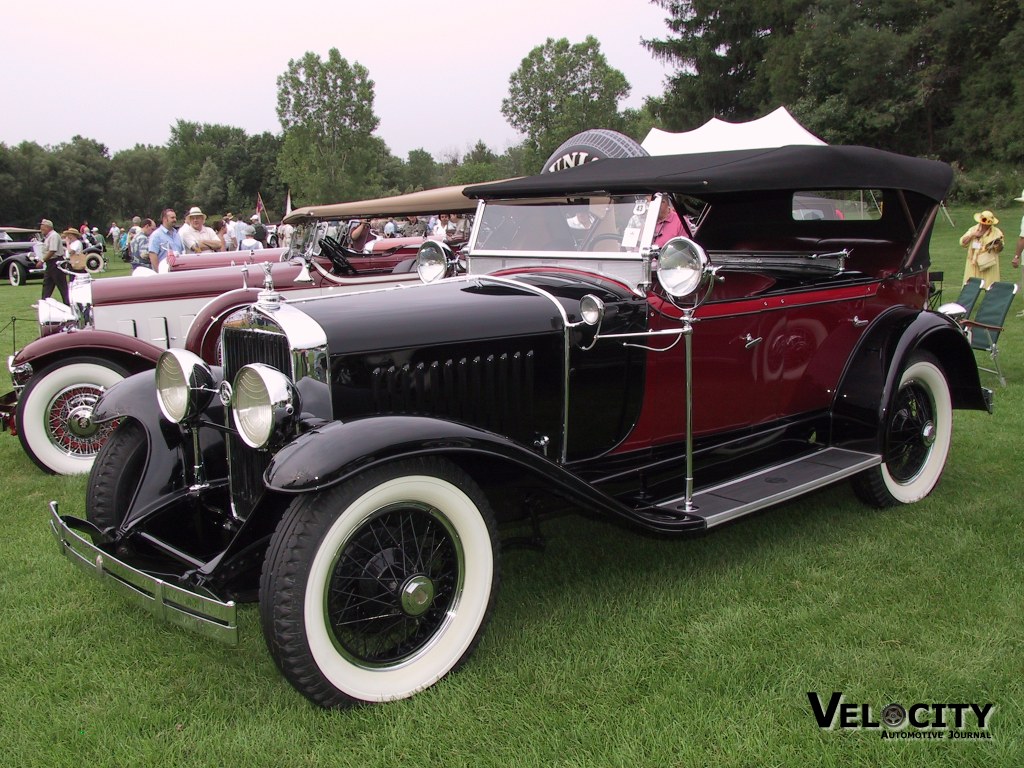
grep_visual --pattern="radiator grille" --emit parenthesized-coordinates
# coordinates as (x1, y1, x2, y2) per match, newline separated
(221, 323, 291, 520)
(222, 325, 292, 381)
(369, 351, 535, 440)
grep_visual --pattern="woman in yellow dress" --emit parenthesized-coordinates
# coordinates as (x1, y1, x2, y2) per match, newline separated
(960, 209, 1004, 284)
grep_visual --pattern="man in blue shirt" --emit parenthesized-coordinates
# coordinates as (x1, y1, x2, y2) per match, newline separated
(147, 208, 183, 272)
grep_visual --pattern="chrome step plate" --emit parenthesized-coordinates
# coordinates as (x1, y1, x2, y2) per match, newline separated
(656, 447, 881, 529)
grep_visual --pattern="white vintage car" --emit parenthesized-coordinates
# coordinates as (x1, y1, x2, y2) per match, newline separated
(2, 185, 474, 474)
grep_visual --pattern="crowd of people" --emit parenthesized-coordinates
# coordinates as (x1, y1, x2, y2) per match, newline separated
(32, 204, 473, 305)
(104, 207, 295, 274)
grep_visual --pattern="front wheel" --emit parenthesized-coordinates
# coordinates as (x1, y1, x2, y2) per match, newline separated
(260, 457, 500, 708)
(15, 357, 129, 475)
(852, 353, 953, 507)
(8, 261, 28, 287)
(85, 419, 147, 533)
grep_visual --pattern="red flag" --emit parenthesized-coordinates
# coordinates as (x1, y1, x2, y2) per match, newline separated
(256, 192, 265, 217)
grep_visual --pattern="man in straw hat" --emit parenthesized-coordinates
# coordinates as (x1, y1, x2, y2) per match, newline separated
(959, 209, 1004, 285)
(180, 206, 223, 253)
(38, 218, 69, 305)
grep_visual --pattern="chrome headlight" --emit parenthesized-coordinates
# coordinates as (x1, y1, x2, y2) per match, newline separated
(657, 237, 710, 298)
(156, 349, 214, 423)
(580, 294, 605, 326)
(232, 364, 299, 449)
(416, 240, 452, 283)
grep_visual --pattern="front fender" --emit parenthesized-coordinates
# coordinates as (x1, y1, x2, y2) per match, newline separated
(13, 329, 164, 370)
(183, 287, 261, 362)
(264, 415, 688, 532)
(93, 369, 228, 529)
(831, 307, 990, 449)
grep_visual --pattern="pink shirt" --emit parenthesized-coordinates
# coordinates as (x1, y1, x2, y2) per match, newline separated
(654, 206, 686, 246)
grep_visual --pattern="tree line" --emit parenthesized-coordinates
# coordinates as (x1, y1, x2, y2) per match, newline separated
(2, 0, 1018, 229)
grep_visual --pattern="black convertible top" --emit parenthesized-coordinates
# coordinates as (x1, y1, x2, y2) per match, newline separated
(466, 145, 953, 203)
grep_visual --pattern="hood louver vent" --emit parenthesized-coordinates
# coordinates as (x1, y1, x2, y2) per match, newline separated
(370, 351, 535, 438)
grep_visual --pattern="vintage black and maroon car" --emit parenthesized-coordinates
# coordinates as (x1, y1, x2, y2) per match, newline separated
(50, 145, 989, 709)
(2, 185, 474, 475)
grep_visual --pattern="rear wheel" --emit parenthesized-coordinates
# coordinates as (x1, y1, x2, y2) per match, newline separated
(8, 261, 28, 287)
(15, 357, 129, 475)
(85, 419, 146, 533)
(260, 457, 500, 708)
(852, 353, 952, 507)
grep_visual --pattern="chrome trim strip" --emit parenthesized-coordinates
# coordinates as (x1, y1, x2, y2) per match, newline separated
(48, 501, 238, 644)
(468, 256, 647, 295)
(476, 274, 574, 464)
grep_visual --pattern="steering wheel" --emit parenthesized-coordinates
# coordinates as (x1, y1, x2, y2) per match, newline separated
(319, 235, 358, 276)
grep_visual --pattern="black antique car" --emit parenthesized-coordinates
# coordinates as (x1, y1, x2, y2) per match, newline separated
(0, 226, 43, 286)
(50, 145, 989, 709)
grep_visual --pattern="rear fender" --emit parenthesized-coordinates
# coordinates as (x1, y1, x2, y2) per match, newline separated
(831, 308, 990, 449)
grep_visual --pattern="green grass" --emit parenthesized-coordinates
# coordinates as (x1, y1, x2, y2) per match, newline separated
(1, 209, 1022, 767)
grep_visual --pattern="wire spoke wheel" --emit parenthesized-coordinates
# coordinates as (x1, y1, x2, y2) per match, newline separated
(16, 357, 129, 475)
(852, 353, 952, 507)
(327, 502, 461, 667)
(45, 383, 119, 457)
(884, 380, 935, 483)
(260, 457, 499, 708)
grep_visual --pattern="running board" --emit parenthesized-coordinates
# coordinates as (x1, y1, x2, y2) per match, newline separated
(654, 447, 881, 529)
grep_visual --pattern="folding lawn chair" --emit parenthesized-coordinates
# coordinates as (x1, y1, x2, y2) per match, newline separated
(938, 277, 984, 323)
(928, 271, 944, 310)
(963, 280, 1018, 387)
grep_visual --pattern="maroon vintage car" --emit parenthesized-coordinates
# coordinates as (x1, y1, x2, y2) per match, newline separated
(2, 185, 475, 474)
(53, 144, 989, 708)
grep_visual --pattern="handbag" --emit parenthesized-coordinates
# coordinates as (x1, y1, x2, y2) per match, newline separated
(976, 250, 997, 269)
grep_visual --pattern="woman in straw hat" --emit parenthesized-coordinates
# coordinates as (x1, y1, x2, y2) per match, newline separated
(959, 209, 1004, 285)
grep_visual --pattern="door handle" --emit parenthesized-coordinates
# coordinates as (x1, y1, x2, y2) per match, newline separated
(851, 316, 869, 327)
(742, 333, 763, 348)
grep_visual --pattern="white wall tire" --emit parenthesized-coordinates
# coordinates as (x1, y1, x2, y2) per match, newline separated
(15, 358, 128, 475)
(8, 261, 28, 287)
(852, 353, 952, 506)
(260, 457, 499, 708)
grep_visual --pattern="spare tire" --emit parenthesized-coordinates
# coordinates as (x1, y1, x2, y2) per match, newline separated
(541, 129, 648, 173)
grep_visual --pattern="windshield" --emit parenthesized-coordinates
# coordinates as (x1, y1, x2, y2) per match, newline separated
(470, 196, 659, 257)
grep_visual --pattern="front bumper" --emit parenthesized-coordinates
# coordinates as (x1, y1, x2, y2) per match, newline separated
(48, 501, 238, 644)
(0, 388, 16, 434)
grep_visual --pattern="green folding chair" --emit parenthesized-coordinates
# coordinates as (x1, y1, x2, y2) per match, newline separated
(963, 281, 1018, 387)
(928, 271, 944, 310)
(938, 277, 984, 323)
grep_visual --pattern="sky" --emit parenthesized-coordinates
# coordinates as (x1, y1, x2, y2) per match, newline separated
(3, 0, 673, 161)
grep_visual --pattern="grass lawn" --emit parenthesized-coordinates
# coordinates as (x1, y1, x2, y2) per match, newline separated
(0, 206, 1022, 767)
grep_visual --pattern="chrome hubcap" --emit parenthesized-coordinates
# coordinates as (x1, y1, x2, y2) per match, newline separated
(67, 404, 98, 438)
(921, 420, 935, 447)
(400, 575, 436, 617)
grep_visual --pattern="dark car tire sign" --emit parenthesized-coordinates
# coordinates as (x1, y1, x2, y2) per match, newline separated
(542, 128, 648, 173)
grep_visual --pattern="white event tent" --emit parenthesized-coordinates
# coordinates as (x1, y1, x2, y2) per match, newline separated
(641, 107, 825, 156)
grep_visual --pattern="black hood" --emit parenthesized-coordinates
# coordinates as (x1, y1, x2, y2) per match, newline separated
(287, 276, 567, 355)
